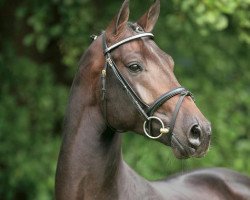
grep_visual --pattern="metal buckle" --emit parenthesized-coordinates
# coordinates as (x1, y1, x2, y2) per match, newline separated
(102, 69, 106, 77)
(90, 34, 98, 41)
(143, 116, 169, 139)
(107, 57, 113, 66)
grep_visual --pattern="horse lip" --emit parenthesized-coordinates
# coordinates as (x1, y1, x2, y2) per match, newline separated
(171, 135, 196, 158)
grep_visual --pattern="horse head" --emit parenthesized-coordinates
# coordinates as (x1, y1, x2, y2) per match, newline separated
(86, 0, 211, 159)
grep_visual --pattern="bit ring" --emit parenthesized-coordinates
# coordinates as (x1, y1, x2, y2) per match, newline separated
(143, 116, 169, 139)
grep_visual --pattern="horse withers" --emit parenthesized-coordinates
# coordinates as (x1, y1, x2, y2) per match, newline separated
(55, 0, 250, 199)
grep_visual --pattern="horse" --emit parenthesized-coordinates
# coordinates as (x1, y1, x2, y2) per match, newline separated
(55, 0, 250, 199)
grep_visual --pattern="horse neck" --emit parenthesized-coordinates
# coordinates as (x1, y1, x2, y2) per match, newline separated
(55, 40, 163, 200)
(55, 45, 124, 199)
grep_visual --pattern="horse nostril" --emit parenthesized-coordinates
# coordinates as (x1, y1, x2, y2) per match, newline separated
(188, 125, 202, 148)
(191, 125, 202, 140)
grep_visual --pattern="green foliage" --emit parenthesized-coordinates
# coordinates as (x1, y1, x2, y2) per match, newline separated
(0, 53, 65, 199)
(0, 0, 249, 199)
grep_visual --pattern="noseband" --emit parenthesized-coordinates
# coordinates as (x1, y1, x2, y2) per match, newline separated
(101, 31, 194, 141)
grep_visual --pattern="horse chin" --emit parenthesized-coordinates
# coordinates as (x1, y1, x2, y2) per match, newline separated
(172, 148, 189, 159)
(170, 136, 196, 159)
(170, 136, 210, 159)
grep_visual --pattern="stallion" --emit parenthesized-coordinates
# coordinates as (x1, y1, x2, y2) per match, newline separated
(55, 0, 250, 199)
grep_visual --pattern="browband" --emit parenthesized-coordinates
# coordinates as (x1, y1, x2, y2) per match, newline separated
(104, 33, 154, 55)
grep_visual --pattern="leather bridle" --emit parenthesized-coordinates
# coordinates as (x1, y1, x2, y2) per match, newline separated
(100, 31, 194, 141)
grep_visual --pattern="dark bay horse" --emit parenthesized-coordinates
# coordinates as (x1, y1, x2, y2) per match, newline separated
(55, 0, 250, 199)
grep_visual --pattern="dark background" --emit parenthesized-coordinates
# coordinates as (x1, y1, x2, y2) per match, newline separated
(0, 0, 249, 199)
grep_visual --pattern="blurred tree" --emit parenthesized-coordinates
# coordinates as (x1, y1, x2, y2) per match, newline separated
(0, 0, 249, 199)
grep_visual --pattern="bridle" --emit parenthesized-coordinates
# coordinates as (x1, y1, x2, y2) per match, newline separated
(101, 31, 194, 140)
(100, 30, 194, 142)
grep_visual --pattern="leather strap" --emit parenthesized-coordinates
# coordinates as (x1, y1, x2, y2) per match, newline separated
(167, 91, 191, 140)
(104, 33, 154, 54)
(147, 87, 187, 116)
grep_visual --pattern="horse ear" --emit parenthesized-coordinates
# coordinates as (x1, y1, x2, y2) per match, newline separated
(137, 0, 160, 32)
(106, 0, 130, 37)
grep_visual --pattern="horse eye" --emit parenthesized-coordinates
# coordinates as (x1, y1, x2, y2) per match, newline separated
(128, 63, 142, 73)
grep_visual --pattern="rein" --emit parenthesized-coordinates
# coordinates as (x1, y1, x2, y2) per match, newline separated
(101, 31, 194, 142)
